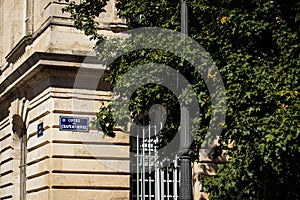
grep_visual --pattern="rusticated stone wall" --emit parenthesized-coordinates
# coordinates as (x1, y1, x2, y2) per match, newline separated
(0, 1, 129, 199)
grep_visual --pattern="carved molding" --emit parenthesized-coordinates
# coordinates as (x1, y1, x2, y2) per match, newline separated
(5, 35, 33, 64)
(0, 52, 105, 104)
(4, 16, 127, 65)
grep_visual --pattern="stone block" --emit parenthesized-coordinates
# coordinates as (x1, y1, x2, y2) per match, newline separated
(0, 134, 13, 150)
(76, 190, 130, 200)
(26, 189, 49, 200)
(0, 159, 13, 175)
(0, 147, 13, 163)
(50, 128, 129, 145)
(52, 173, 130, 188)
(27, 174, 50, 193)
(0, 171, 13, 187)
(52, 143, 130, 159)
(0, 184, 13, 198)
(27, 158, 51, 179)
(53, 158, 130, 173)
(27, 143, 51, 165)
(51, 189, 130, 200)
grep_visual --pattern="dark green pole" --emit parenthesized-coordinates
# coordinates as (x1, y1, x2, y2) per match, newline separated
(181, 0, 188, 35)
(179, 1, 193, 199)
(179, 105, 193, 200)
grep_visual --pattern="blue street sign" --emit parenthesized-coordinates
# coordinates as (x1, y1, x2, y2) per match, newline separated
(37, 122, 43, 137)
(59, 116, 89, 132)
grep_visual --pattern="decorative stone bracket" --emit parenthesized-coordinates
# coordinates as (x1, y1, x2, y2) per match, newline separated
(12, 114, 25, 138)
(5, 35, 33, 64)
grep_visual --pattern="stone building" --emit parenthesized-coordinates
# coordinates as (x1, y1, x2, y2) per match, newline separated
(0, 0, 130, 199)
(0, 1, 221, 199)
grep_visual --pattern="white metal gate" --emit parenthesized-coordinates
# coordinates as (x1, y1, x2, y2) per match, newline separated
(131, 124, 180, 200)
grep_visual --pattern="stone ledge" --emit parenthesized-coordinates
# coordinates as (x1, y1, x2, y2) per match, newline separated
(5, 35, 33, 64)
(0, 52, 100, 103)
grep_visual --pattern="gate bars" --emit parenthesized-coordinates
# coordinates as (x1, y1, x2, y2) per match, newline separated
(131, 122, 180, 200)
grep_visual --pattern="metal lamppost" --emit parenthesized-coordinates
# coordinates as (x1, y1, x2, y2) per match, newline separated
(179, 107, 193, 200)
(179, 1, 193, 199)
(181, 0, 188, 35)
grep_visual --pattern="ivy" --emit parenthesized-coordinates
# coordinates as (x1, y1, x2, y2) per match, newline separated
(62, 0, 299, 199)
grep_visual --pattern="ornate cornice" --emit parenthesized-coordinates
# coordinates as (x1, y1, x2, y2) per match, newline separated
(5, 35, 33, 64)
(4, 16, 127, 65)
(0, 52, 102, 103)
(4, 16, 73, 65)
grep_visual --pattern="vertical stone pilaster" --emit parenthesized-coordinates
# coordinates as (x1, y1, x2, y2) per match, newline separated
(9, 98, 22, 200)
(9, 97, 28, 200)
